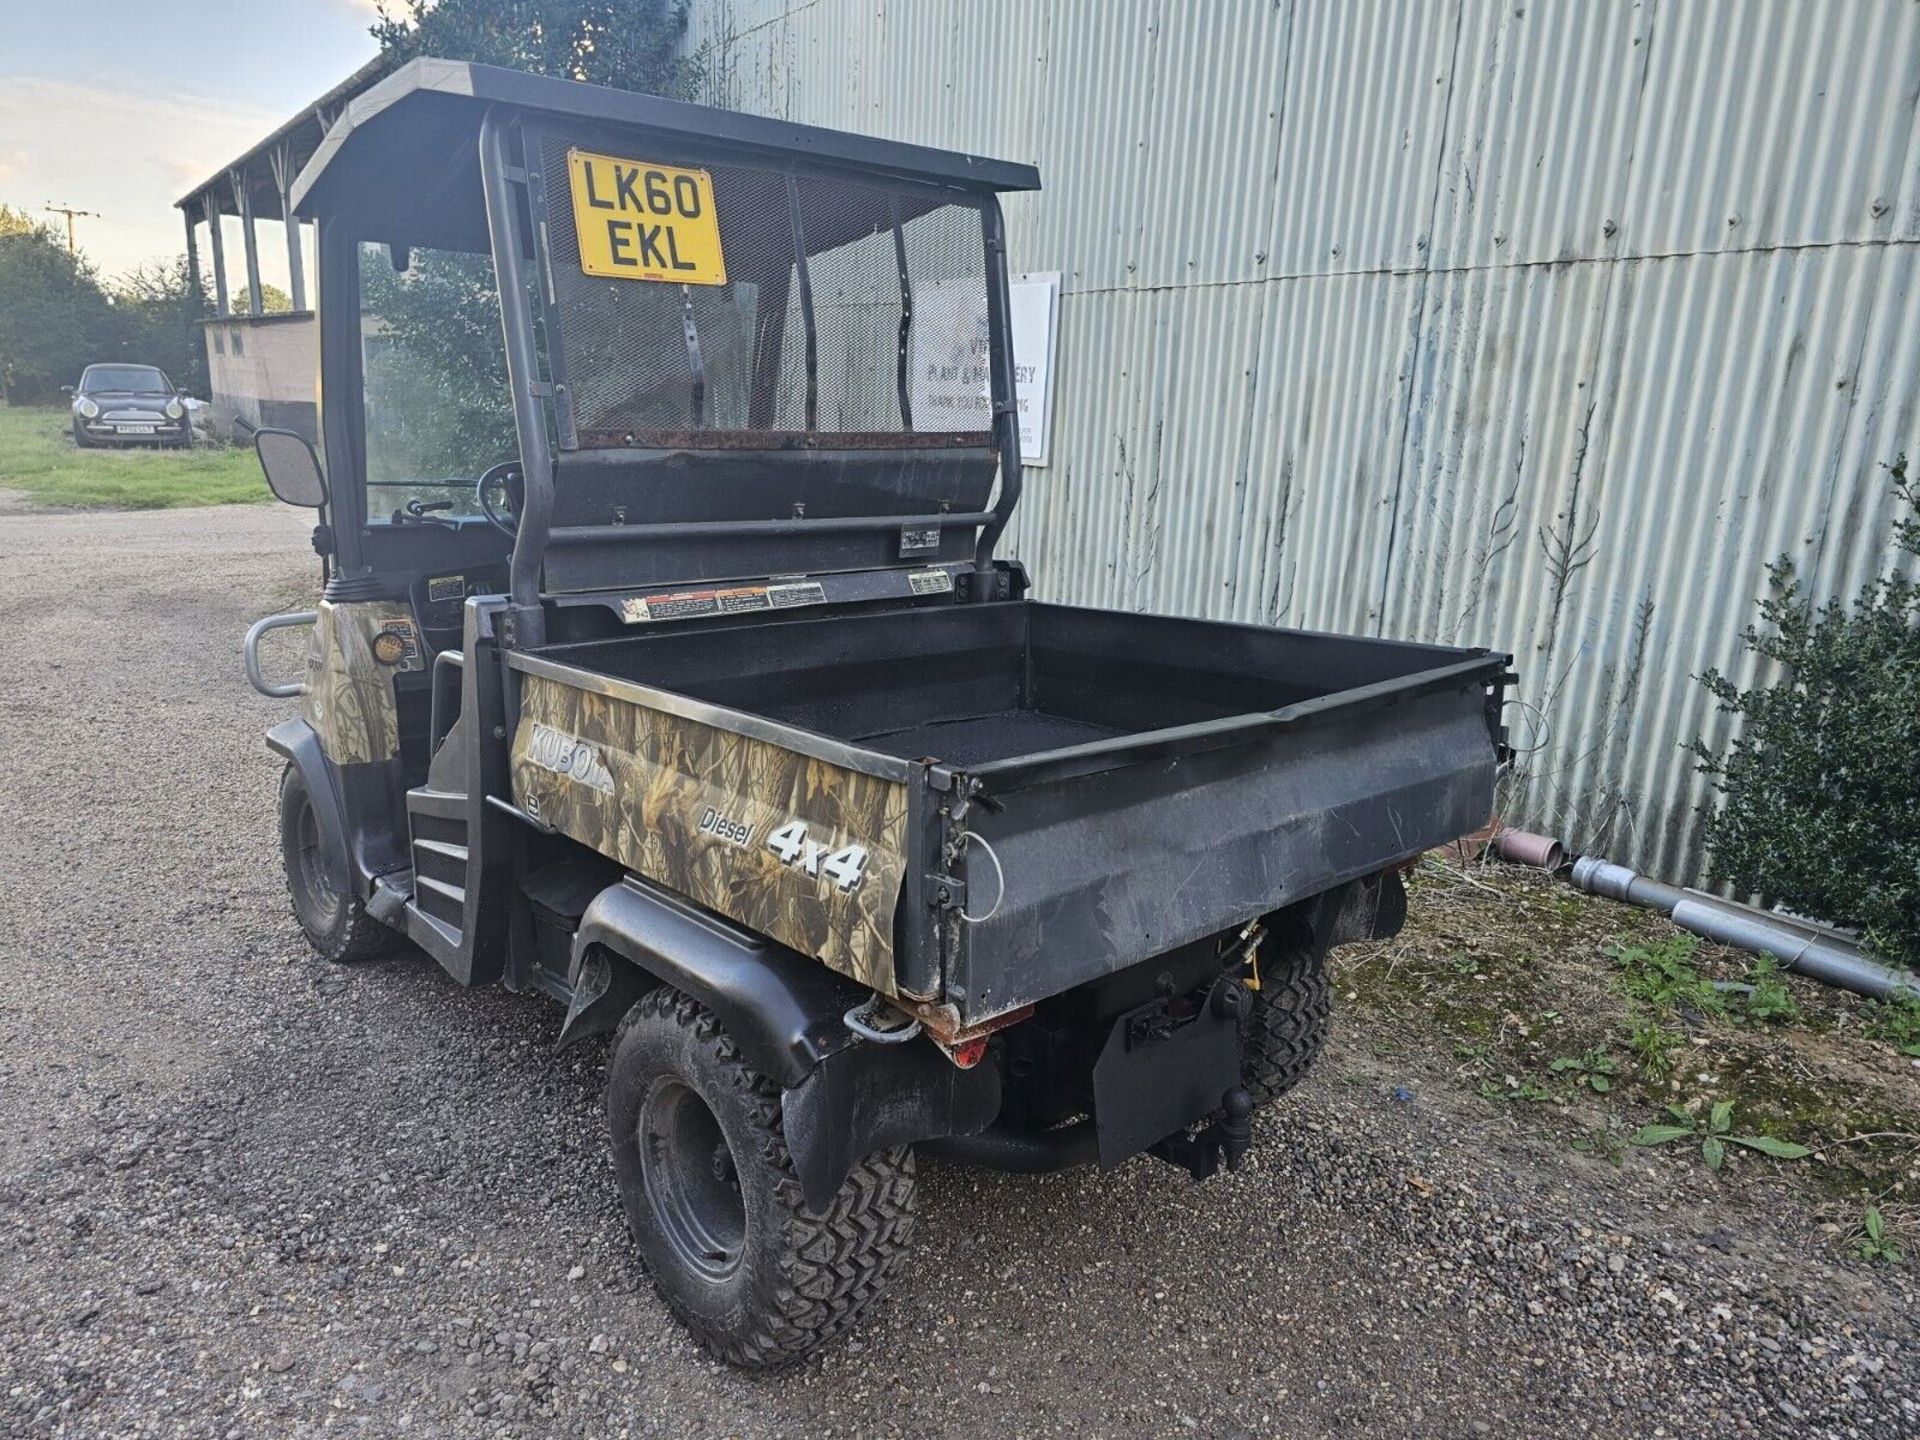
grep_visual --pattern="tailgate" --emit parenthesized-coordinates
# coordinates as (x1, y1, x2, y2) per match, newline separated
(949, 682, 1498, 1024)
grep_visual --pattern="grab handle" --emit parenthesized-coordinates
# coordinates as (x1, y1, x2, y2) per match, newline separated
(244, 610, 316, 698)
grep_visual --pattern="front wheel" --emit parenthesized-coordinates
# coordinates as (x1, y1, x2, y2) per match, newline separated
(606, 988, 916, 1368)
(277, 765, 391, 963)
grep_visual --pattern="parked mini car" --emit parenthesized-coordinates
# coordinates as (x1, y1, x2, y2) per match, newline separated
(65, 364, 192, 448)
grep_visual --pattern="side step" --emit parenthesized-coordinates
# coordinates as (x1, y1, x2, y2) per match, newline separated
(404, 786, 469, 961)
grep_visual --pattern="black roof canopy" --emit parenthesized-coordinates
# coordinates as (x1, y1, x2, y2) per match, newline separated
(290, 58, 1040, 251)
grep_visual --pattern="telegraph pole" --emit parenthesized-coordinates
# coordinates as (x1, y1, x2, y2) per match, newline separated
(43, 203, 99, 254)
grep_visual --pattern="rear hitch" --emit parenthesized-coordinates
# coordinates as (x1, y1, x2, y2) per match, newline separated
(1148, 1087, 1254, 1181)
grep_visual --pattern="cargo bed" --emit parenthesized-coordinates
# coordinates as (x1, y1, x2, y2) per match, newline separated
(509, 600, 1506, 1025)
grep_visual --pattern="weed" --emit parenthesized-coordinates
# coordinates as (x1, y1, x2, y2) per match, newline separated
(1862, 997, 1920, 1057)
(1628, 1019, 1683, 1079)
(1569, 1126, 1626, 1165)
(1551, 1046, 1621, 1093)
(1631, 1100, 1813, 1172)
(1478, 1075, 1552, 1103)
(1855, 1207, 1905, 1264)
(1740, 957, 1800, 1024)
(1609, 935, 1726, 1017)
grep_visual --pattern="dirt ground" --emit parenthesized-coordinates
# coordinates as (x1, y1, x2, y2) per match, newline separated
(0, 497, 1915, 1439)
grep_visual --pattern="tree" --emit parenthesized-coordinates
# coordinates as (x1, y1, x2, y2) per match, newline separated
(0, 217, 115, 404)
(371, 0, 694, 95)
(230, 283, 295, 316)
(115, 257, 213, 394)
(1693, 460, 1920, 969)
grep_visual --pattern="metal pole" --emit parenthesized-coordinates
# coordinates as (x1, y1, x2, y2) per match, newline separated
(479, 108, 552, 648)
(232, 170, 263, 316)
(314, 216, 367, 581)
(973, 197, 1024, 576)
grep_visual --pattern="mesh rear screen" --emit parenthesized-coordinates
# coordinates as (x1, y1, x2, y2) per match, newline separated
(538, 134, 993, 444)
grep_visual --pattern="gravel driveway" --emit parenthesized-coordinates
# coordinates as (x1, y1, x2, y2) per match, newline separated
(0, 498, 1913, 1439)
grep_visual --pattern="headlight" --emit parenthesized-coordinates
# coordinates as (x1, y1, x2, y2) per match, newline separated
(76, 397, 99, 418)
(164, 399, 184, 419)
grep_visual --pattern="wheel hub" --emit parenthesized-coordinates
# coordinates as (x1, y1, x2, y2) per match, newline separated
(637, 1078, 745, 1282)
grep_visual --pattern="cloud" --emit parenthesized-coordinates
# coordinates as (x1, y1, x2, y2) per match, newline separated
(0, 79, 284, 281)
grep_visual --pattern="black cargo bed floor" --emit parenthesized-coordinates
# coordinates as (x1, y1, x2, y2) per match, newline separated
(856, 710, 1126, 766)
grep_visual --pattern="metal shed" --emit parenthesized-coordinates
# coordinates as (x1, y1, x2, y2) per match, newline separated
(677, 0, 1920, 885)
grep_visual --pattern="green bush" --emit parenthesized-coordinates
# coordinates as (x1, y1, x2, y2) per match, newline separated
(1692, 460, 1920, 969)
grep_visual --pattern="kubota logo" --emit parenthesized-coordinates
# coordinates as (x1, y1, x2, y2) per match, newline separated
(525, 723, 614, 794)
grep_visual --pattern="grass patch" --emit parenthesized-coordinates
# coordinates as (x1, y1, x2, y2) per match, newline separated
(0, 405, 268, 509)
(1336, 859, 1920, 1226)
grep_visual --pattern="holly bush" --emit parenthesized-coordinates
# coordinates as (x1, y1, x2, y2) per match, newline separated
(1693, 458, 1920, 969)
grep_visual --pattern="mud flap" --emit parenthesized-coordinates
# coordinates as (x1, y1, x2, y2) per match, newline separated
(1092, 993, 1242, 1170)
(782, 1041, 1001, 1214)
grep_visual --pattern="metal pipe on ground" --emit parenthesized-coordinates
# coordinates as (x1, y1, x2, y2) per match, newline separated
(1570, 857, 1920, 1003)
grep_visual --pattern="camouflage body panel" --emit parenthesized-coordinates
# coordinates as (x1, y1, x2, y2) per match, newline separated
(510, 673, 909, 993)
(300, 600, 423, 766)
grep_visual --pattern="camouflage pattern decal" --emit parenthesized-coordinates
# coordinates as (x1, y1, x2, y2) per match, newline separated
(510, 673, 909, 993)
(300, 600, 422, 766)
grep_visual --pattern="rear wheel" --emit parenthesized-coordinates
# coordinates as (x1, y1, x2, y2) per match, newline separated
(1240, 944, 1331, 1107)
(277, 765, 391, 963)
(606, 988, 915, 1368)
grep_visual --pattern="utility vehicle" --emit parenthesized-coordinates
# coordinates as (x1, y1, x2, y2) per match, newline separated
(244, 58, 1510, 1367)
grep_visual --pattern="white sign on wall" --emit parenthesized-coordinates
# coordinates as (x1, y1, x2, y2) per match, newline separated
(907, 273, 1060, 466)
(1009, 272, 1060, 467)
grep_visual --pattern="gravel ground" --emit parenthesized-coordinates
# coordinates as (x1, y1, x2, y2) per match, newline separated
(0, 498, 1914, 1439)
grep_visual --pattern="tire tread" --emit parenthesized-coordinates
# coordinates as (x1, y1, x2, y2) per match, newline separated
(618, 988, 915, 1368)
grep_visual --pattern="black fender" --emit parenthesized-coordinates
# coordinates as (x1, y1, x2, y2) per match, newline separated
(561, 874, 866, 1084)
(562, 874, 999, 1212)
(782, 1038, 1000, 1211)
(266, 718, 352, 895)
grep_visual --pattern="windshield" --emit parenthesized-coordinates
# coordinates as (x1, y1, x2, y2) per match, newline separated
(83, 366, 169, 394)
(358, 241, 518, 523)
(535, 134, 995, 447)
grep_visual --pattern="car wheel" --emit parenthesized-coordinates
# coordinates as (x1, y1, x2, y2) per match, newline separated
(71, 422, 91, 449)
(277, 765, 392, 963)
(607, 987, 916, 1368)
(1239, 943, 1331, 1107)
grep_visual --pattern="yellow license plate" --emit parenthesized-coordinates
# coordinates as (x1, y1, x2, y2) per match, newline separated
(567, 149, 727, 285)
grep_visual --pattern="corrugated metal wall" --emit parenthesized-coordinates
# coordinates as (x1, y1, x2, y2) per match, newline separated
(680, 0, 1920, 884)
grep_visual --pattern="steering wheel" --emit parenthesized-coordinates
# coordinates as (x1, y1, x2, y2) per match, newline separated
(477, 460, 523, 538)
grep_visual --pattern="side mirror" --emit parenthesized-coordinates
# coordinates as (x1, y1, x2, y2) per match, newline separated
(254, 427, 329, 508)
(60, 384, 74, 396)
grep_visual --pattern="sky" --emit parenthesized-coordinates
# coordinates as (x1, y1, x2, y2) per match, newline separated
(0, 0, 383, 286)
